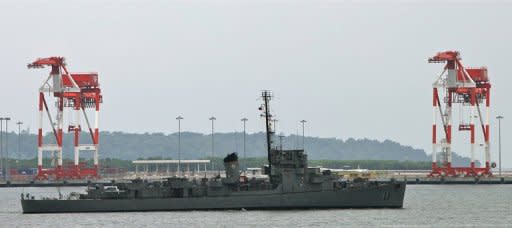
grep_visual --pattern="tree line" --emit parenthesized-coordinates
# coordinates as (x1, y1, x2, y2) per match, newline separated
(1, 131, 475, 167)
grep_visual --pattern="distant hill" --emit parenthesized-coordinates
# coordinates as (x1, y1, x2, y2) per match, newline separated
(2, 131, 474, 166)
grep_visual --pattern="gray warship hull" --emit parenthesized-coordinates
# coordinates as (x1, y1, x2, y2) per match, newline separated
(22, 183, 405, 213)
(22, 92, 406, 214)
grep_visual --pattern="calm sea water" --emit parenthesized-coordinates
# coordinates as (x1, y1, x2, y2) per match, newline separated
(0, 185, 510, 227)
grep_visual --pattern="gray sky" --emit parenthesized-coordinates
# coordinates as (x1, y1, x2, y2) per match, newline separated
(1, 1, 511, 167)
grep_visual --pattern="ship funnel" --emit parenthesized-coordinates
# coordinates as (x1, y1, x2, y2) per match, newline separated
(223, 153, 240, 183)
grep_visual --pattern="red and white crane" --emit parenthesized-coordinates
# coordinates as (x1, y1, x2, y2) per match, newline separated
(429, 51, 493, 177)
(28, 57, 102, 180)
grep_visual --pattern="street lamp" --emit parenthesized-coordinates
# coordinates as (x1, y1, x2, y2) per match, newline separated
(16, 121, 22, 170)
(273, 119, 278, 150)
(0, 117, 3, 180)
(5, 118, 10, 182)
(209, 116, 216, 171)
(176, 115, 184, 177)
(241, 118, 248, 171)
(300, 120, 307, 151)
(0, 117, 11, 182)
(497, 115, 504, 177)
(279, 133, 285, 151)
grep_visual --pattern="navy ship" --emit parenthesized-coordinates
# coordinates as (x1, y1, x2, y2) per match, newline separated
(21, 91, 406, 213)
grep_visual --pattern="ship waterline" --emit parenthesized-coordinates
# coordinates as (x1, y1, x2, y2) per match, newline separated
(22, 183, 405, 213)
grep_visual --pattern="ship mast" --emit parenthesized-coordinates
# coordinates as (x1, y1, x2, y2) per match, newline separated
(260, 90, 274, 176)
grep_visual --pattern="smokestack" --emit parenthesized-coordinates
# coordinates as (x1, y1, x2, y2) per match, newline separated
(223, 153, 240, 184)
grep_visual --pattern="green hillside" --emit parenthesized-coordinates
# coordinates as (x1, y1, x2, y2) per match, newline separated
(1, 131, 474, 167)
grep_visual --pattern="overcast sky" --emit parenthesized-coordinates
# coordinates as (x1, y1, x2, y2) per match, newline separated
(0, 0, 511, 167)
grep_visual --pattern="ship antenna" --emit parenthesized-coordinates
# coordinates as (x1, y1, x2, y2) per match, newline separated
(260, 90, 274, 178)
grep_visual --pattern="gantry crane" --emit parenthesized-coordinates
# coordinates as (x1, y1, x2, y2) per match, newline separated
(28, 57, 102, 180)
(429, 51, 493, 177)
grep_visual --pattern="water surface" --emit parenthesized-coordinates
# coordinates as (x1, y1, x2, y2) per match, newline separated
(1, 185, 510, 227)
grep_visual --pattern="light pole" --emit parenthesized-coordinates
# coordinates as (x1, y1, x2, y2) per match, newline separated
(295, 128, 299, 150)
(176, 116, 183, 177)
(273, 119, 278, 150)
(0, 117, 3, 180)
(300, 120, 307, 151)
(279, 133, 285, 151)
(2, 118, 11, 182)
(497, 115, 504, 177)
(241, 118, 248, 171)
(16, 121, 22, 170)
(209, 116, 216, 171)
